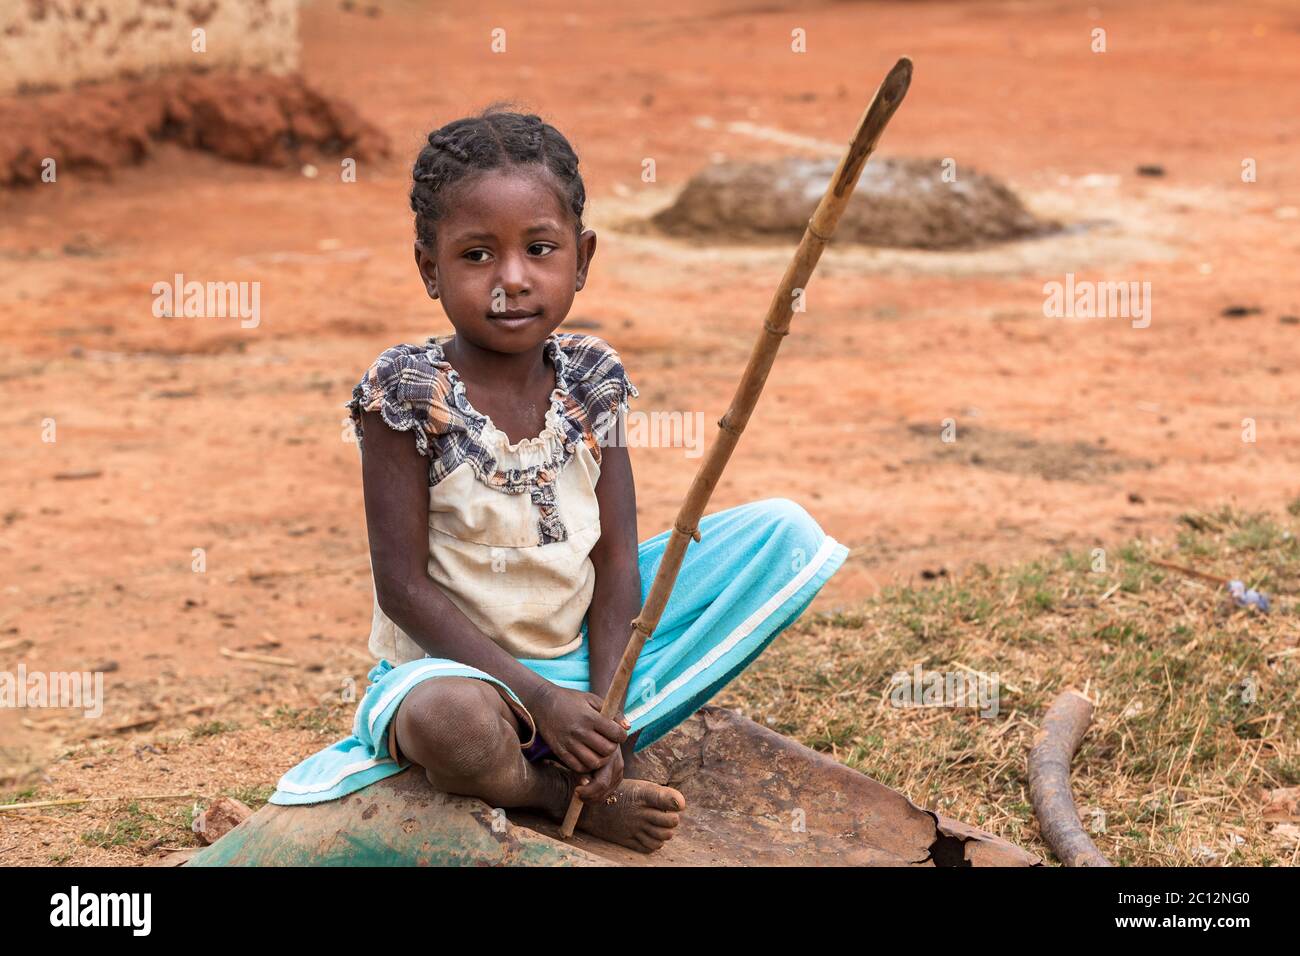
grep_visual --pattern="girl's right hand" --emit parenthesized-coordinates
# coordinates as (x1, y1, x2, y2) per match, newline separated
(527, 682, 628, 774)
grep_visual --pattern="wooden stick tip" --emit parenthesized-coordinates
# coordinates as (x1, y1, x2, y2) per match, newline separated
(883, 57, 913, 101)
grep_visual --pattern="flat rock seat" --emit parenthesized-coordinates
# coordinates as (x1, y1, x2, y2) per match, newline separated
(183, 706, 1041, 867)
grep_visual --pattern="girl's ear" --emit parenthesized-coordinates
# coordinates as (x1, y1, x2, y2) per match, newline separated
(413, 242, 439, 299)
(574, 229, 598, 292)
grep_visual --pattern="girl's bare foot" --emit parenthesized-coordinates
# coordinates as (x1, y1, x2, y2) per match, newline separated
(396, 680, 683, 853)
(547, 768, 686, 853)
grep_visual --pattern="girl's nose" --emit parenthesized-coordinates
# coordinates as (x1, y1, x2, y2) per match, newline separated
(493, 251, 531, 295)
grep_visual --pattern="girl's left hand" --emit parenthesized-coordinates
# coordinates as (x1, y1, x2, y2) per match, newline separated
(572, 712, 630, 804)
(574, 745, 623, 804)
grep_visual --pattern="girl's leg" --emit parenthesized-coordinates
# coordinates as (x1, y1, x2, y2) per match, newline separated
(623, 497, 849, 748)
(393, 677, 684, 852)
(394, 677, 564, 811)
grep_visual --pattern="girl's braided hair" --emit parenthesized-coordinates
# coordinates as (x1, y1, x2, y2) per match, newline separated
(410, 106, 586, 248)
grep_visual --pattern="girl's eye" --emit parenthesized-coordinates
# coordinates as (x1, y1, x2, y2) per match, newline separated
(463, 245, 553, 262)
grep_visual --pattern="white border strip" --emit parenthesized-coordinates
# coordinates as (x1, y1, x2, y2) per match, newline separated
(274, 756, 397, 795)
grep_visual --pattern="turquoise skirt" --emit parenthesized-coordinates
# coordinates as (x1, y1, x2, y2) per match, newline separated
(269, 497, 848, 805)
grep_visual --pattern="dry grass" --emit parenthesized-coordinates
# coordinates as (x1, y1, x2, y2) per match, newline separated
(4, 501, 1296, 866)
(719, 500, 1300, 866)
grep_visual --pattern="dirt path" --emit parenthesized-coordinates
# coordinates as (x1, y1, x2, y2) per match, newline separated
(2, 0, 1297, 864)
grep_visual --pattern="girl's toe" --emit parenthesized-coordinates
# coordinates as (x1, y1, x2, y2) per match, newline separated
(648, 785, 686, 812)
(643, 824, 676, 843)
(644, 809, 680, 829)
(636, 834, 666, 853)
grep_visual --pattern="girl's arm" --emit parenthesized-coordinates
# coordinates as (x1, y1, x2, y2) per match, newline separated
(585, 441, 641, 706)
(574, 439, 642, 801)
(357, 408, 625, 772)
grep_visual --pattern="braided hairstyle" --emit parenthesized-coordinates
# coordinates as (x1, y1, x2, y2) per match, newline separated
(410, 106, 587, 248)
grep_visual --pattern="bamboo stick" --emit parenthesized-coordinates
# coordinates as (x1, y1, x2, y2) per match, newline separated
(559, 57, 914, 839)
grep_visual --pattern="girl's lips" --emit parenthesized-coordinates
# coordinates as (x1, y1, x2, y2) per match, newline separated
(487, 312, 541, 325)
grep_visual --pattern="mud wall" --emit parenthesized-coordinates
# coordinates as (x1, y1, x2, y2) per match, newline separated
(0, 0, 299, 95)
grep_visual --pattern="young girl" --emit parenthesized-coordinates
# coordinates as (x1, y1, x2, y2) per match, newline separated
(269, 108, 849, 854)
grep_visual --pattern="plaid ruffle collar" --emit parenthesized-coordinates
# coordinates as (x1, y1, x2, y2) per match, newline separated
(347, 331, 637, 545)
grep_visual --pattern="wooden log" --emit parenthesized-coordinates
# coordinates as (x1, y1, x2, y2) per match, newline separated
(1028, 690, 1111, 867)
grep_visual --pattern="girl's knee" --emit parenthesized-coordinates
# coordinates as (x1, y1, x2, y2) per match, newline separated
(757, 497, 823, 547)
(395, 678, 515, 778)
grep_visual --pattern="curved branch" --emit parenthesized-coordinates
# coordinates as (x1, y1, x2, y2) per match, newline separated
(1028, 690, 1111, 867)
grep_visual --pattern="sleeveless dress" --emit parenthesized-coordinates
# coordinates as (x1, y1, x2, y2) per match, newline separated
(269, 331, 849, 805)
(359, 331, 629, 665)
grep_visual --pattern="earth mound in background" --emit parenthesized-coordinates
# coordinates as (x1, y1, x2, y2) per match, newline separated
(0, 71, 390, 186)
(650, 156, 1057, 250)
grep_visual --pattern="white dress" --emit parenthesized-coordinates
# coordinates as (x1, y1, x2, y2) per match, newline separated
(346, 331, 638, 664)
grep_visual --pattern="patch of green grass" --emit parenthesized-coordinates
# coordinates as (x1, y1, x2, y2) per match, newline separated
(954, 591, 994, 624)
(81, 802, 152, 849)
(1116, 541, 1143, 562)
(1272, 758, 1300, 786)
(1119, 564, 1147, 594)
(1227, 514, 1284, 552)
(819, 609, 867, 630)
(226, 783, 276, 810)
(1012, 563, 1049, 591)
(79, 800, 195, 853)
(262, 703, 350, 736)
(1060, 549, 1091, 574)
(190, 720, 239, 738)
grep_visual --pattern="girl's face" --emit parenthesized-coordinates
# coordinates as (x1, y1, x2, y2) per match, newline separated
(415, 166, 596, 355)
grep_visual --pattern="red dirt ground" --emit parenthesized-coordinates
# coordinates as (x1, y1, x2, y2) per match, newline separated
(1, 0, 1298, 864)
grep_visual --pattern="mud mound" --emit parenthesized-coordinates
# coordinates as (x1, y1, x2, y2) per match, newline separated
(651, 156, 1055, 250)
(0, 72, 390, 186)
